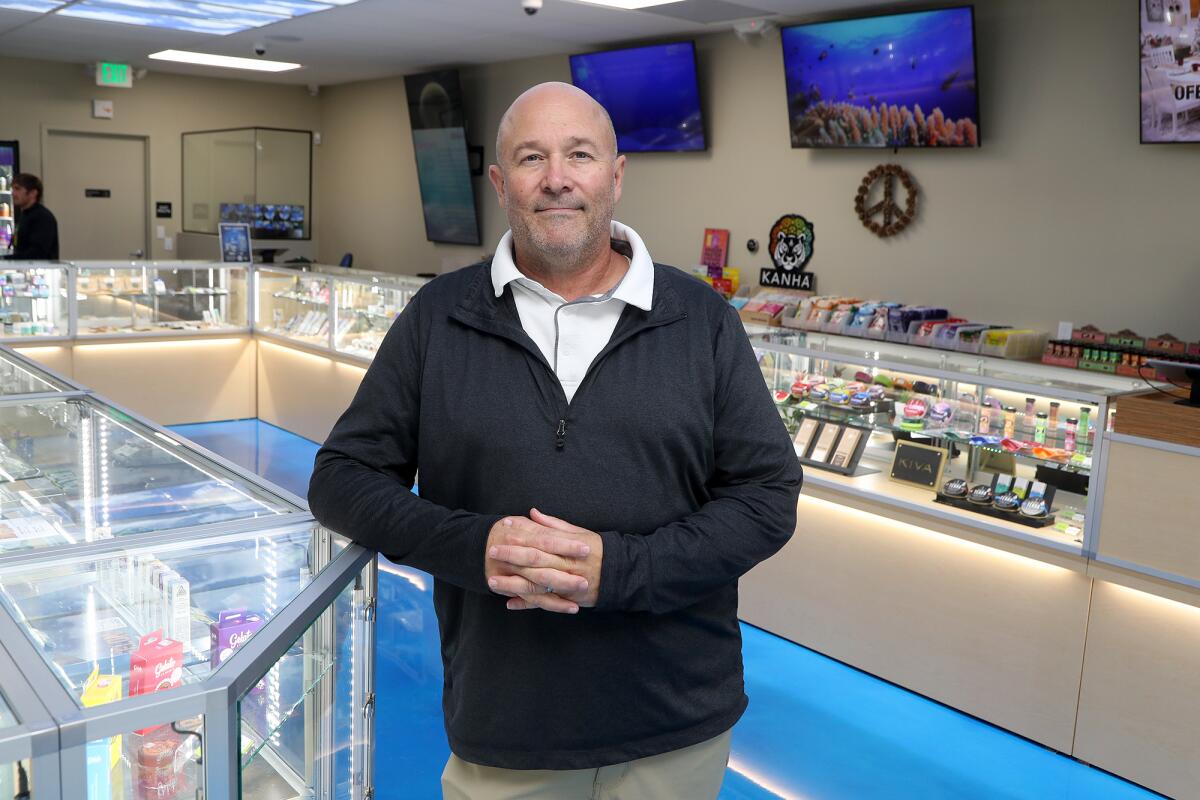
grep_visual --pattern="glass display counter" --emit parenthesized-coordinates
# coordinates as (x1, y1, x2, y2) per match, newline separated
(73, 261, 249, 337)
(0, 358, 377, 799)
(255, 266, 332, 349)
(332, 269, 424, 358)
(746, 326, 1146, 555)
(0, 262, 69, 341)
(255, 264, 426, 359)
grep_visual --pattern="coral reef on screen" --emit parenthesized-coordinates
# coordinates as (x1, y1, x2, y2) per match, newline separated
(791, 101, 978, 148)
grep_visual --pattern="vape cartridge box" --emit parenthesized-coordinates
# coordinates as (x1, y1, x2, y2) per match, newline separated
(129, 630, 183, 733)
(210, 609, 265, 668)
(166, 573, 191, 650)
(81, 665, 123, 773)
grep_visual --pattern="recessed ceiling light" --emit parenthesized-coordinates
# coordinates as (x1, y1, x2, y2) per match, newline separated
(1, 0, 357, 34)
(149, 49, 301, 72)
(570, 0, 685, 8)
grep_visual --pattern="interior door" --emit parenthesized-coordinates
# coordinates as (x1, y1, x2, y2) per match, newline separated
(44, 131, 147, 260)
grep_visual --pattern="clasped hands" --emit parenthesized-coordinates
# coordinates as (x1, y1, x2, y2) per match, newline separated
(485, 508, 602, 614)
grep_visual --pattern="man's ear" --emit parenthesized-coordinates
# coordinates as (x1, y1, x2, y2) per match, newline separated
(612, 154, 627, 205)
(488, 164, 507, 209)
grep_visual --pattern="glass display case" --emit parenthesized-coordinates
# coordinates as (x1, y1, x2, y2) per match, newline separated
(747, 326, 1146, 555)
(0, 360, 377, 799)
(255, 266, 332, 349)
(255, 265, 426, 358)
(332, 268, 425, 358)
(0, 262, 69, 341)
(73, 261, 249, 337)
(0, 394, 299, 556)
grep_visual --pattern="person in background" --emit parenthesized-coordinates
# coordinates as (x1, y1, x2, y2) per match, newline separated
(6, 173, 59, 260)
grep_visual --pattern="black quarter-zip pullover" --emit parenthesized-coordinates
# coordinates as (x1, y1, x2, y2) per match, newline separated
(309, 259, 802, 769)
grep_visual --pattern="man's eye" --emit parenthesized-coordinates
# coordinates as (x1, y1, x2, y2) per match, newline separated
(521, 154, 543, 163)
(570, 152, 592, 160)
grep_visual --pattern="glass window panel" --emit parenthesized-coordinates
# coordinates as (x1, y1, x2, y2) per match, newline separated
(333, 275, 423, 358)
(183, 131, 256, 235)
(240, 568, 368, 799)
(254, 130, 311, 240)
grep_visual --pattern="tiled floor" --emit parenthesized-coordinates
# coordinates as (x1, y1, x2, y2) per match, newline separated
(173, 419, 1164, 800)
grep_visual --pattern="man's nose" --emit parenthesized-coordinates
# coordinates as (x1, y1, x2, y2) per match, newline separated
(540, 155, 573, 194)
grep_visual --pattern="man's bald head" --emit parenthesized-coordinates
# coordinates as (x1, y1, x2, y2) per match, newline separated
(494, 82, 618, 168)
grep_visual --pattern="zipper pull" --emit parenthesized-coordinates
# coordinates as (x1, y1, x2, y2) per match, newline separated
(555, 419, 567, 450)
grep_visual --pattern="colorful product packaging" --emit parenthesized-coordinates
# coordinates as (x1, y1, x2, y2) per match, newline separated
(209, 609, 266, 668)
(129, 631, 184, 735)
(82, 665, 123, 800)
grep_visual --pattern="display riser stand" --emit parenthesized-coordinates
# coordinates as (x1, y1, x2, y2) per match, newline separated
(934, 493, 1056, 528)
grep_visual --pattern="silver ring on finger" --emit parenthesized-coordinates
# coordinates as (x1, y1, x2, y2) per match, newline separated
(543, 585, 553, 594)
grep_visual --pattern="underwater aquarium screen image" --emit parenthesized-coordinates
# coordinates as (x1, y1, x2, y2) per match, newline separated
(782, 7, 979, 148)
(571, 42, 706, 153)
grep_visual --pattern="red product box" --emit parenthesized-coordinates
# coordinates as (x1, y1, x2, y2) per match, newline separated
(1147, 335, 1188, 355)
(129, 631, 183, 735)
(1189, 342, 1200, 358)
(1072, 325, 1108, 344)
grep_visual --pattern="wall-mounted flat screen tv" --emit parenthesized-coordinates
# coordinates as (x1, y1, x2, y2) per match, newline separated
(782, 6, 980, 148)
(404, 69, 481, 245)
(1139, 0, 1200, 143)
(570, 41, 707, 152)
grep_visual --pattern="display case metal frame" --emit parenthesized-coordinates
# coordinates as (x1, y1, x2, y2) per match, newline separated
(0, 636, 62, 798)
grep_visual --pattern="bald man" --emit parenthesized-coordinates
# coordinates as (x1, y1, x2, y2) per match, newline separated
(310, 82, 802, 799)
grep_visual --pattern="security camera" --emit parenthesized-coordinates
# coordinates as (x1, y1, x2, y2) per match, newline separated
(522, 0, 542, 15)
(253, 42, 267, 56)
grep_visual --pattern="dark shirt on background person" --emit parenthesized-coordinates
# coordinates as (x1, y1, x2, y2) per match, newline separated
(7, 202, 59, 260)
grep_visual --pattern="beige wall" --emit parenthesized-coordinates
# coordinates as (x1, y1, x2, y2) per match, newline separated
(4, 0, 1197, 337)
(317, 0, 1200, 340)
(0, 56, 320, 260)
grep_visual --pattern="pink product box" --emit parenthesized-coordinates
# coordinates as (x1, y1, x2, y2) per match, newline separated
(129, 630, 183, 735)
(210, 609, 266, 668)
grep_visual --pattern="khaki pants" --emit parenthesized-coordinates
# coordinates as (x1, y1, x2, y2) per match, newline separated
(441, 729, 732, 800)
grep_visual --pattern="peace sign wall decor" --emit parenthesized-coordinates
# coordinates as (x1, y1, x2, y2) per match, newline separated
(855, 164, 918, 238)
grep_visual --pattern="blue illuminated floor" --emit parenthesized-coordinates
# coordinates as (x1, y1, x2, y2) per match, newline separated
(172, 419, 1163, 800)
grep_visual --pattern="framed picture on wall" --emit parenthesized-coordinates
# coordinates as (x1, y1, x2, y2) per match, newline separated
(1146, 0, 1164, 23)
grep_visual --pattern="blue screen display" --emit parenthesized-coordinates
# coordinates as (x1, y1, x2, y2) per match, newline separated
(782, 7, 980, 148)
(570, 42, 706, 153)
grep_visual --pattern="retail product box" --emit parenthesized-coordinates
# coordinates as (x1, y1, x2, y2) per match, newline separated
(912, 318, 967, 348)
(1188, 341, 1200, 358)
(1146, 334, 1188, 355)
(129, 630, 183, 734)
(1041, 341, 1080, 369)
(82, 665, 122, 800)
(979, 329, 1048, 360)
(210, 609, 265, 668)
(1106, 329, 1144, 349)
(1071, 324, 1108, 344)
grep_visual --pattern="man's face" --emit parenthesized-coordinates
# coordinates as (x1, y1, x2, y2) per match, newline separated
(489, 91, 625, 266)
(11, 184, 35, 211)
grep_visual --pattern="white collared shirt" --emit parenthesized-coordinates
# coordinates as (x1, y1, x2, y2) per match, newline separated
(491, 220, 655, 403)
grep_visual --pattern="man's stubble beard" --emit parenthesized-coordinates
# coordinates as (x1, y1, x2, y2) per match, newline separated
(507, 188, 615, 275)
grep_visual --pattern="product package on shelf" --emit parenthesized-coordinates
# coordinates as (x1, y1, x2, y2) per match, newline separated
(1043, 325, 1200, 378)
(82, 664, 123, 798)
(129, 630, 183, 734)
(210, 608, 265, 668)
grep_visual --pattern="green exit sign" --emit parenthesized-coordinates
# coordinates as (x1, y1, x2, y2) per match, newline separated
(96, 62, 132, 88)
